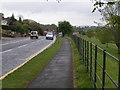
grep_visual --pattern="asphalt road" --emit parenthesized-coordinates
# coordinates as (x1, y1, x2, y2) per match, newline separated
(1, 36, 54, 77)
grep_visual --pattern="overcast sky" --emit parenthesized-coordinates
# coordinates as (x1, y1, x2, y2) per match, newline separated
(0, 0, 102, 26)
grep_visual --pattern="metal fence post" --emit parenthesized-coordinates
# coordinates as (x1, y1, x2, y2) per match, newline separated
(94, 45, 97, 88)
(79, 38, 82, 56)
(80, 38, 82, 60)
(86, 41, 89, 72)
(78, 37, 79, 50)
(102, 50, 106, 89)
(83, 39, 85, 62)
(90, 43, 92, 81)
(85, 40, 87, 66)
(76, 36, 78, 49)
(75, 35, 77, 45)
(118, 58, 120, 89)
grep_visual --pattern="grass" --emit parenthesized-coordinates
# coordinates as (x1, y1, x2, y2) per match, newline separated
(79, 35, 119, 58)
(78, 35, 120, 88)
(2, 37, 62, 88)
(66, 36, 93, 88)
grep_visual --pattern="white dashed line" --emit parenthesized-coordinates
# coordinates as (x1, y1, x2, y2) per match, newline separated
(2, 38, 29, 45)
(2, 49, 13, 54)
(1, 37, 46, 53)
(17, 44, 27, 48)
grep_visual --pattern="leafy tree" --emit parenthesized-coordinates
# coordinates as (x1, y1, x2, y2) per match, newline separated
(40, 24, 57, 32)
(86, 29, 94, 38)
(58, 21, 73, 37)
(14, 22, 24, 34)
(19, 17, 22, 22)
(96, 28, 114, 46)
(24, 19, 44, 35)
(92, 0, 120, 54)
(9, 14, 17, 25)
(22, 24, 29, 34)
(18, 15, 23, 22)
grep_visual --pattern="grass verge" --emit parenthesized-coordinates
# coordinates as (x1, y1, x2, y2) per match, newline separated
(2, 37, 62, 88)
(66, 36, 93, 88)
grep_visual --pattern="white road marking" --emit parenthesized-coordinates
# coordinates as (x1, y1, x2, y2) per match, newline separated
(2, 49, 13, 54)
(2, 38, 29, 45)
(1, 37, 46, 53)
(1, 43, 29, 53)
(17, 44, 27, 48)
(2, 37, 45, 46)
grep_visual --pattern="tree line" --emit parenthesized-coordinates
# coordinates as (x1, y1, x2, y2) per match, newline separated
(2, 14, 58, 36)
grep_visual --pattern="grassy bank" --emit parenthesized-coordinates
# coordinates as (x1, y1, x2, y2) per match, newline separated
(67, 37, 93, 88)
(2, 37, 62, 88)
(79, 35, 119, 58)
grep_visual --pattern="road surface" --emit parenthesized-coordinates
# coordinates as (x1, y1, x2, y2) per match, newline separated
(0, 36, 54, 77)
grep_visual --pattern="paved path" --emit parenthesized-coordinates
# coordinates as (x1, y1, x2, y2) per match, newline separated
(27, 38, 73, 88)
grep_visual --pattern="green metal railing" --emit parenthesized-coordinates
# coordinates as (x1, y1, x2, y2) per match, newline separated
(71, 35, 120, 89)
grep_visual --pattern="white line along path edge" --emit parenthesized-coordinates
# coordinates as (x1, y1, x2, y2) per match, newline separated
(0, 36, 56, 80)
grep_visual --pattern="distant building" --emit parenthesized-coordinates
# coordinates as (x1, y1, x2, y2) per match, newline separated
(0, 13, 4, 19)
(73, 31, 79, 35)
(1, 19, 8, 25)
(0, 13, 8, 25)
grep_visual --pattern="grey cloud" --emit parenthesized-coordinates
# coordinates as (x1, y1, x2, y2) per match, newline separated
(1, 2, 93, 14)
(1, 2, 101, 26)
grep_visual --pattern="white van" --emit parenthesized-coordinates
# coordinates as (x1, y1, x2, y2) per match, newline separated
(30, 31, 39, 39)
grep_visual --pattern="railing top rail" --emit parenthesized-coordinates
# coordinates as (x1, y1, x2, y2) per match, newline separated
(91, 43, 95, 46)
(105, 51, 119, 62)
(97, 46, 104, 51)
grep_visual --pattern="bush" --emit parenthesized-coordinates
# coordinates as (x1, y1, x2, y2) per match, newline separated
(86, 29, 94, 38)
(2, 29, 15, 37)
(95, 29, 114, 44)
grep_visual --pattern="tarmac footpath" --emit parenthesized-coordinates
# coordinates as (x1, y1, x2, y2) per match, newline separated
(27, 38, 73, 88)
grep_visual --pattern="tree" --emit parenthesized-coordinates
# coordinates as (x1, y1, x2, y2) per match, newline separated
(40, 24, 57, 32)
(18, 15, 23, 22)
(19, 17, 22, 22)
(95, 27, 114, 48)
(14, 22, 24, 34)
(9, 14, 17, 25)
(86, 29, 94, 38)
(23, 19, 44, 35)
(58, 21, 73, 37)
(92, 0, 120, 54)
(22, 24, 29, 34)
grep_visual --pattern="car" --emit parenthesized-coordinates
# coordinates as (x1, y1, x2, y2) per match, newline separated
(30, 31, 39, 39)
(58, 32, 63, 36)
(46, 32, 54, 40)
